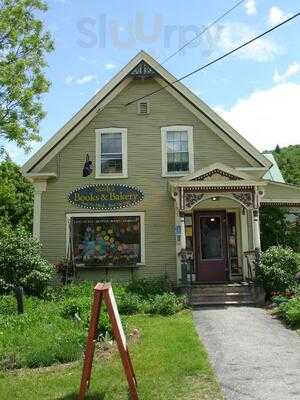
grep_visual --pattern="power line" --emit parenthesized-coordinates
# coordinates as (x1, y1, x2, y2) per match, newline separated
(161, 0, 246, 65)
(125, 12, 300, 107)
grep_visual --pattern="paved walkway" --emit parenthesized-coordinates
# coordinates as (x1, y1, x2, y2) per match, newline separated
(193, 306, 300, 400)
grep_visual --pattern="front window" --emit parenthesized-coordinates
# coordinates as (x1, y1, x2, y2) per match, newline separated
(71, 214, 145, 266)
(101, 132, 122, 173)
(167, 131, 189, 172)
(96, 128, 127, 178)
(161, 126, 194, 176)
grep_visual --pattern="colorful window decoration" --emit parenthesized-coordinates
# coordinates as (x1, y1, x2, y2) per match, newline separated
(72, 216, 141, 266)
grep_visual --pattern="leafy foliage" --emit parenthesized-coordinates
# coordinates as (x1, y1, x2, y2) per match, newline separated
(258, 246, 299, 297)
(126, 275, 172, 298)
(273, 145, 300, 185)
(0, 160, 33, 231)
(277, 297, 300, 327)
(260, 207, 299, 251)
(0, 0, 54, 149)
(272, 295, 289, 307)
(0, 279, 186, 370)
(0, 224, 54, 295)
(148, 293, 186, 316)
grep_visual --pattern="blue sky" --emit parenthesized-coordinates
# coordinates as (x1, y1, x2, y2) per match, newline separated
(6, 0, 300, 164)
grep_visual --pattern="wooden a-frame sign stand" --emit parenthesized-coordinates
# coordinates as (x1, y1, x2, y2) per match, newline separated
(78, 283, 138, 400)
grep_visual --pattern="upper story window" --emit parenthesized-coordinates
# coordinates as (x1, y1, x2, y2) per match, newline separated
(161, 126, 194, 176)
(95, 128, 128, 178)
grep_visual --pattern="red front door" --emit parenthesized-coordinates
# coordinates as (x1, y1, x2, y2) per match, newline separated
(195, 211, 228, 282)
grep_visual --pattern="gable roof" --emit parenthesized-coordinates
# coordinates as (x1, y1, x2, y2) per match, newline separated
(22, 51, 272, 174)
(179, 163, 252, 181)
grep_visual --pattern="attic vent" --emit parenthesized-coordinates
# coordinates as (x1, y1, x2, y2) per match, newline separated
(138, 100, 150, 115)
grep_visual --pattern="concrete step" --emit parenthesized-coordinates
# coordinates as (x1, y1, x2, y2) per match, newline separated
(188, 283, 257, 307)
(191, 300, 256, 307)
(191, 294, 253, 303)
(191, 287, 251, 295)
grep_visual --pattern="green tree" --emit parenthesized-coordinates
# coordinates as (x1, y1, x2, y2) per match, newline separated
(0, 159, 33, 231)
(0, 0, 54, 150)
(0, 224, 54, 295)
(260, 207, 299, 251)
(273, 145, 300, 185)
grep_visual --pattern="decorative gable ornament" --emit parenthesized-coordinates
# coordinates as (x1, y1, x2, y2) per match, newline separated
(184, 193, 204, 209)
(193, 169, 242, 182)
(129, 61, 157, 79)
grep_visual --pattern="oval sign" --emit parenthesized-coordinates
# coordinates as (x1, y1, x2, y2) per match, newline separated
(68, 184, 144, 210)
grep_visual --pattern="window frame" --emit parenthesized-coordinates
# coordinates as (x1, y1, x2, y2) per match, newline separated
(95, 128, 128, 179)
(66, 212, 145, 265)
(161, 125, 194, 177)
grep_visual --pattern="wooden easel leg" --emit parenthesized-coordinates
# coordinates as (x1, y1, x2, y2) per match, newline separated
(78, 290, 103, 400)
(126, 350, 137, 386)
(120, 349, 139, 400)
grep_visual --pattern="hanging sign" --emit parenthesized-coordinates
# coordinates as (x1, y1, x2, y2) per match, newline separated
(68, 184, 144, 210)
(79, 283, 138, 400)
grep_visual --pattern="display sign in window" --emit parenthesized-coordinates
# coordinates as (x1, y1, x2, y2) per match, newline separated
(72, 216, 141, 266)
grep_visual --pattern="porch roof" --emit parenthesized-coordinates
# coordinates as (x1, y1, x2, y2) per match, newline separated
(169, 180, 266, 190)
(262, 180, 300, 207)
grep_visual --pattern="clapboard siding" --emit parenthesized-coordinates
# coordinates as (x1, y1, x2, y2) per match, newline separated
(39, 78, 255, 281)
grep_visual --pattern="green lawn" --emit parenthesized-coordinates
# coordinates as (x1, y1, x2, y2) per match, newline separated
(0, 311, 223, 400)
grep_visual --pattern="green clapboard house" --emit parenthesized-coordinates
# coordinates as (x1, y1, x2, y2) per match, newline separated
(22, 51, 300, 287)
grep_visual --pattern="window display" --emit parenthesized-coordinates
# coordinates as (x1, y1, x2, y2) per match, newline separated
(72, 216, 141, 266)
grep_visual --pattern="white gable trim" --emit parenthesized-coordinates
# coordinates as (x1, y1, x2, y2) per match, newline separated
(179, 163, 252, 182)
(22, 77, 132, 173)
(154, 77, 261, 167)
(22, 51, 271, 174)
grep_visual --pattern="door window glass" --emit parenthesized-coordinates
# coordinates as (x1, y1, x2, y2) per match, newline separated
(200, 216, 222, 259)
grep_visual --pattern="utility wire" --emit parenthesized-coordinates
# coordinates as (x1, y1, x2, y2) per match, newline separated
(125, 12, 300, 107)
(161, 0, 247, 64)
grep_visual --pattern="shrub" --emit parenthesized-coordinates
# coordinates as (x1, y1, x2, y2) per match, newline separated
(258, 246, 299, 297)
(148, 293, 185, 316)
(60, 298, 115, 339)
(0, 225, 54, 296)
(126, 275, 172, 298)
(272, 295, 289, 307)
(60, 298, 90, 320)
(116, 292, 143, 315)
(0, 295, 16, 316)
(277, 298, 300, 327)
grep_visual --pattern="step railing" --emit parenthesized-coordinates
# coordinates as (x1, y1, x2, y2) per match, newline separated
(244, 248, 261, 282)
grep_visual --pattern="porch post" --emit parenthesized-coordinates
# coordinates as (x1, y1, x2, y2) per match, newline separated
(180, 216, 186, 250)
(32, 181, 47, 240)
(253, 209, 261, 250)
(171, 188, 183, 283)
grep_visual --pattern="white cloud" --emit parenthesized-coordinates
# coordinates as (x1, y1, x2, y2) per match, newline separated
(273, 62, 300, 84)
(268, 6, 290, 26)
(79, 56, 96, 65)
(214, 82, 300, 150)
(65, 74, 97, 85)
(76, 75, 97, 85)
(65, 75, 73, 85)
(104, 63, 117, 70)
(245, 0, 257, 16)
(211, 22, 281, 62)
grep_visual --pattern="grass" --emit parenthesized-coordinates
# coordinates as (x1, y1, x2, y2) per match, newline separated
(0, 282, 185, 370)
(0, 311, 223, 400)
